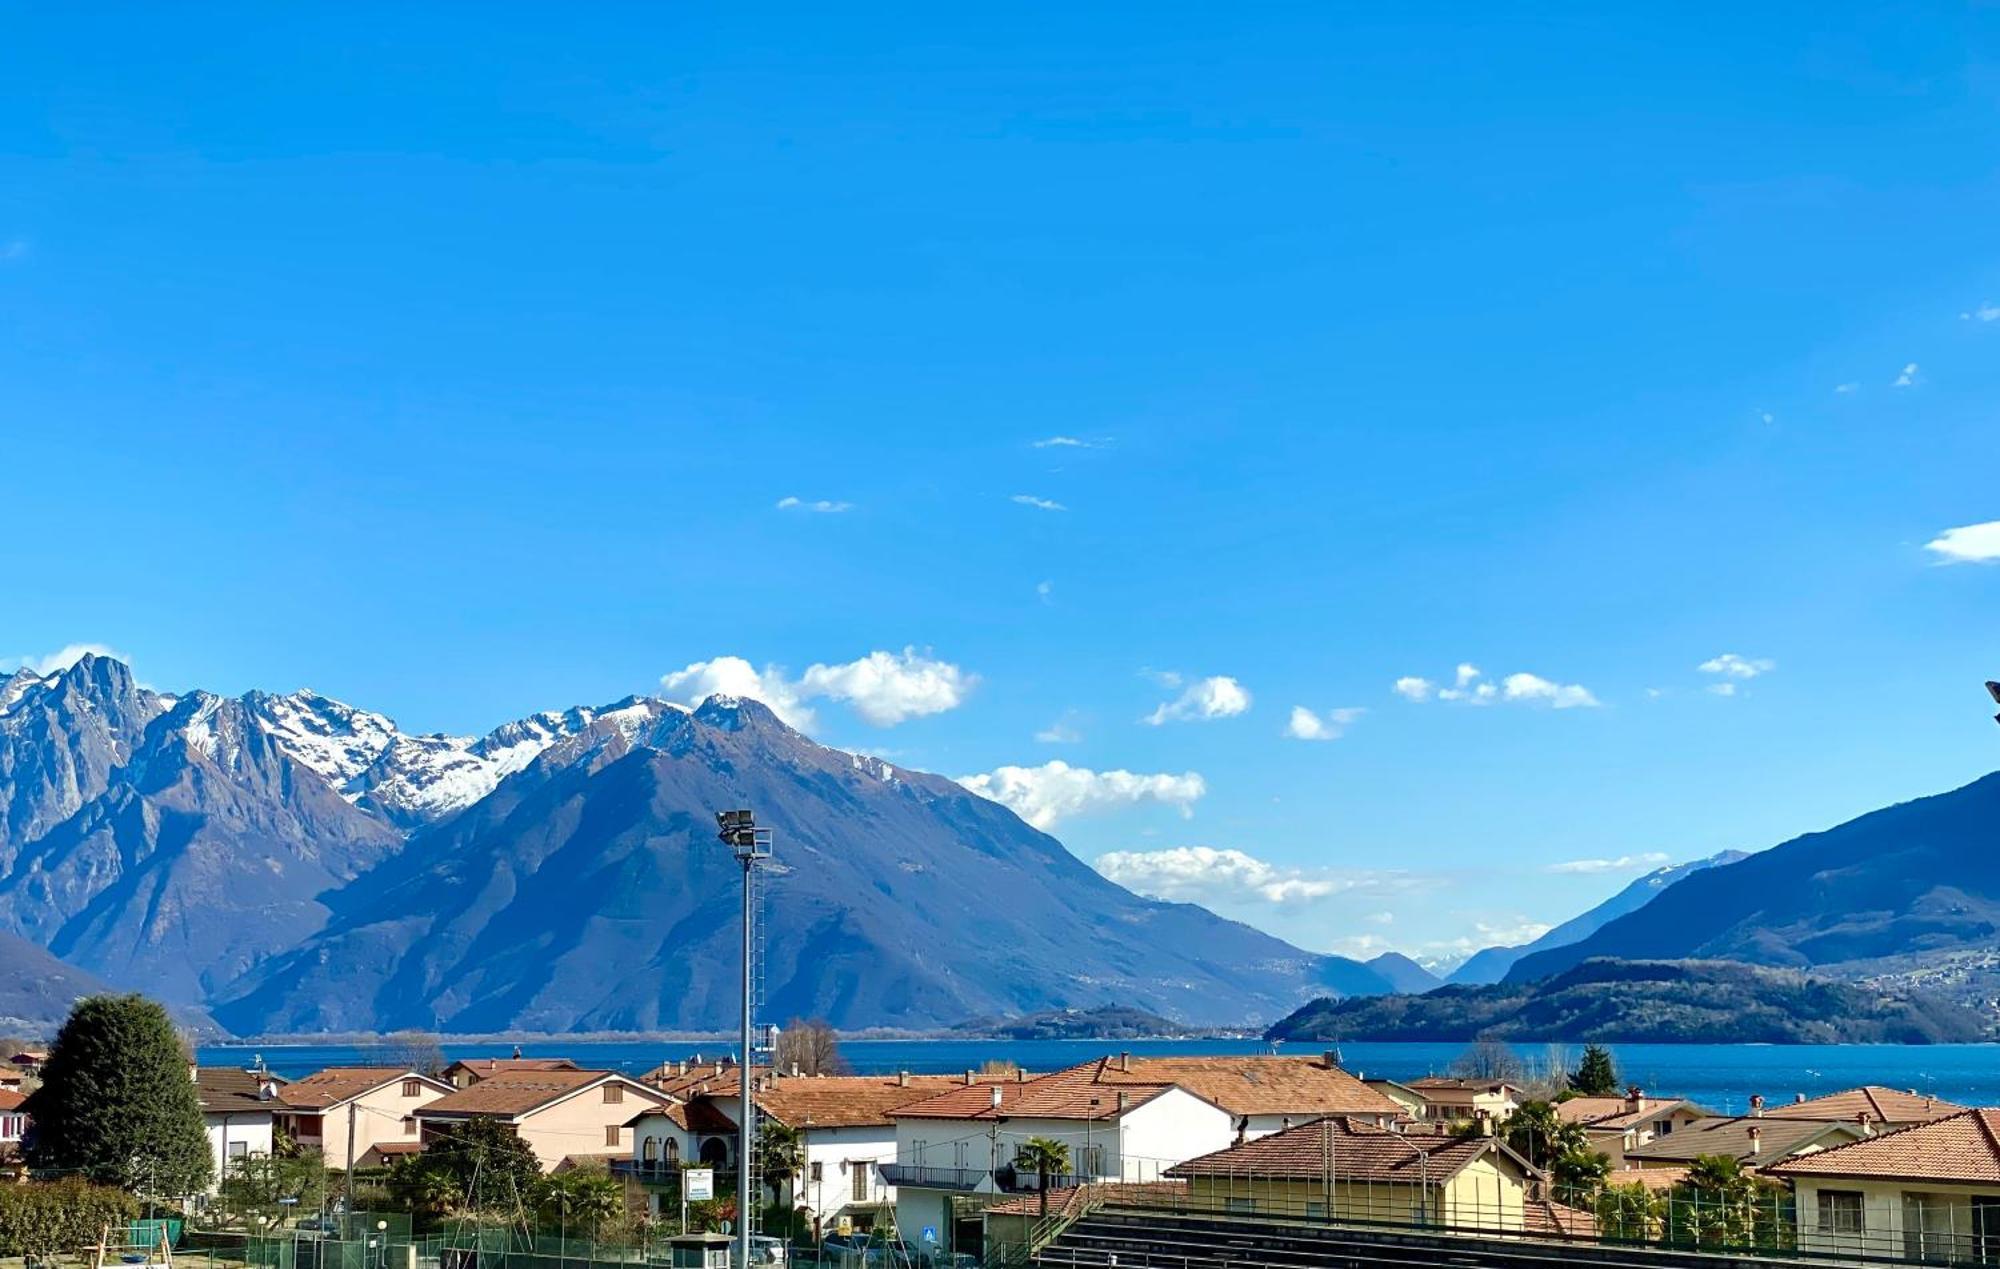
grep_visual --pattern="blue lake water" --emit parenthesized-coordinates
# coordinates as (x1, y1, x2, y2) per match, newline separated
(195, 1037, 2000, 1113)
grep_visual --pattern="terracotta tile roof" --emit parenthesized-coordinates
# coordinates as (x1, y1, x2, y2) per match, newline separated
(195, 1067, 287, 1115)
(444, 1058, 581, 1081)
(1623, 1116, 1862, 1165)
(421, 1069, 663, 1118)
(1761, 1086, 1966, 1125)
(891, 1063, 1174, 1122)
(1406, 1078, 1521, 1096)
(0, 1090, 23, 1112)
(357, 1142, 426, 1166)
(278, 1068, 435, 1110)
(754, 1074, 1011, 1128)
(1608, 1165, 1688, 1192)
(1557, 1096, 1700, 1131)
(982, 1181, 1188, 1216)
(1167, 1116, 1529, 1185)
(1770, 1109, 2000, 1185)
(1090, 1056, 1403, 1119)
(628, 1097, 737, 1133)
(645, 1060, 748, 1097)
(1525, 1197, 1598, 1238)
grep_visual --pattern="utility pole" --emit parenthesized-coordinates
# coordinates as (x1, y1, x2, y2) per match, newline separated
(717, 810, 772, 1269)
(345, 1099, 358, 1238)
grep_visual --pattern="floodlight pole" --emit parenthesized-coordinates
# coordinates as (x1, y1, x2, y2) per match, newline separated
(717, 810, 771, 1269)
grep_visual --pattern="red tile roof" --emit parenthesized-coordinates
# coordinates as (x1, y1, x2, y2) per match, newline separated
(1088, 1056, 1403, 1119)
(421, 1069, 664, 1118)
(1762, 1086, 1966, 1125)
(195, 1067, 287, 1115)
(279, 1068, 440, 1110)
(1167, 1117, 1532, 1184)
(890, 1063, 1174, 1123)
(0, 1090, 23, 1112)
(1769, 1109, 2000, 1185)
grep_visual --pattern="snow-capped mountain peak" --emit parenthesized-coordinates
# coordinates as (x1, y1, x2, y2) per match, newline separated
(242, 689, 405, 784)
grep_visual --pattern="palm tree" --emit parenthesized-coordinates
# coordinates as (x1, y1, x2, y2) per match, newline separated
(758, 1119, 806, 1208)
(1014, 1138, 1072, 1217)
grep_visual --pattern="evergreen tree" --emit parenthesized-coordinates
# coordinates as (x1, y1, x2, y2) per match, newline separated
(24, 995, 212, 1197)
(395, 1118, 542, 1216)
(1572, 1045, 1619, 1096)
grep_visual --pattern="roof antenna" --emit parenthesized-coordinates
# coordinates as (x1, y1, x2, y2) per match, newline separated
(1986, 681, 2000, 725)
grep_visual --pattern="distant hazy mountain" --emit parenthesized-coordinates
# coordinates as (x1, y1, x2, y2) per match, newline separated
(211, 696, 1393, 1032)
(1447, 850, 1750, 985)
(1505, 773, 2000, 991)
(1269, 958, 1986, 1045)
(0, 928, 116, 1034)
(1365, 951, 1442, 993)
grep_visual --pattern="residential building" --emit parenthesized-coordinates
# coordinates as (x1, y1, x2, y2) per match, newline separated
(0, 1089, 26, 1150)
(1759, 1086, 1966, 1130)
(195, 1066, 286, 1191)
(1363, 1079, 1427, 1120)
(274, 1068, 454, 1169)
(883, 1063, 1234, 1257)
(1556, 1090, 1709, 1167)
(1772, 1107, 2000, 1263)
(1165, 1117, 1554, 1233)
(1621, 1115, 1866, 1174)
(1404, 1077, 1523, 1125)
(1087, 1053, 1405, 1138)
(443, 1057, 581, 1089)
(416, 1069, 667, 1172)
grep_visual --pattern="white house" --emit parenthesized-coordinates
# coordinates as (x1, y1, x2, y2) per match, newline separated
(1086, 1052, 1405, 1139)
(1773, 1108, 2000, 1263)
(883, 1063, 1234, 1258)
(195, 1066, 285, 1193)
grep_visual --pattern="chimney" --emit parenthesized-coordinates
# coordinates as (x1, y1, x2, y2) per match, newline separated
(259, 1080, 278, 1102)
(1115, 1091, 1128, 1114)
(1624, 1086, 1647, 1115)
(1746, 1125, 1762, 1156)
(713, 1061, 723, 1077)
(1016, 1068, 1027, 1083)
(897, 1070, 910, 1088)
(1857, 1111, 1875, 1137)
(964, 1069, 976, 1087)
(1749, 1094, 1765, 1118)
(1323, 1050, 1341, 1070)
(990, 1086, 1003, 1110)
(791, 1064, 801, 1078)
(1794, 1092, 1808, 1104)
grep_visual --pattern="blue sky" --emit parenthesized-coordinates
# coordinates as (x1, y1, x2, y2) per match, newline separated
(3, 5, 1998, 966)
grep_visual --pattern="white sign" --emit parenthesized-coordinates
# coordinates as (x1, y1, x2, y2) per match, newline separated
(685, 1168, 715, 1201)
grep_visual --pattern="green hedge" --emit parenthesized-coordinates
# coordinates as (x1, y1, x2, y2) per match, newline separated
(0, 1178, 141, 1259)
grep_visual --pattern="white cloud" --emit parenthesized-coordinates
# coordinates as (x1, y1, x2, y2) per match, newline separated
(1699, 653, 1775, 680)
(1094, 846, 1421, 908)
(1034, 716, 1082, 744)
(1834, 382, 1859, 394)
(6, 643, 128, 675)
(1035, 579, 1053, 604)
(1961, 302, 2000, 323)
(1924, 521, 2000, 564)
(1011, 494, 1067, 512)
(1032, 436, 1100, 449)
(1392, 676, 1435, 702)
(1366, 911, 1395, 926)
(662, 647, 974, 729)
(775, 496, 853, 513)
(1546, 852, 1671, 875)
(1893, 362, 1920, 388)
(1706, 682, 1738, 697)
(1760, 410, 1775, 425)
(957, 760, 1205, 829)
(1144, 675, 1252, 725)
(1407, 664, 1598, 709)
(797, 648, 976, 725)
(1286, 705, 1364, 741)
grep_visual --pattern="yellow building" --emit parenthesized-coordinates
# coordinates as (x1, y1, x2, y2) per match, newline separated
(1164, 1117, 1554, 1233)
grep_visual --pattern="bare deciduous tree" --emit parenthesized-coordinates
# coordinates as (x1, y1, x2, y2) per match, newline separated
(383, 1030, 448, 1078)
(773, 1018, 848, 1076)
(1449, 1035, 1524, 1082)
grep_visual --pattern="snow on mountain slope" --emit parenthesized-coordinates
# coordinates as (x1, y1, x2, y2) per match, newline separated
(242, 690, 402, 784)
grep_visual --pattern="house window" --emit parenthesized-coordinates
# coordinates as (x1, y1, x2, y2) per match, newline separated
(1305, 1201, 1326, 1219)
(1078, 1145, 1105, 1178)
(402, 1079, 422, 1097)
(606, 1124, 623, 1148)
(666, 1139, 680, 1164)
(643, 1139, 659, 1164)
(403, 1117, 418, 1136)
(953, 1140, 970, 1169)
(1972, 1196, 2000, 1264)
(1818, 1190, 1864, 1235)
(810, 1162, 823, 1183)
(603, 1084, 624, 1104)
(911, 1140, 928, 1165)
(228, 1141, 249, 1159)
(853, 1163, 869, 1202)
(1225, 1198, 1255, 1214)
(1905, 1192, 1965, 1263)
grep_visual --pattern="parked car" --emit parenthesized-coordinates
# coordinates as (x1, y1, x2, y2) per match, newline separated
(747, 1236, 788, 1266)
(863, 1239, 923, 1268)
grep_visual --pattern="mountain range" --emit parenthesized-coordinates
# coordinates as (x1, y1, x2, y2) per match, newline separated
(1445, 850, 1750, 985)
(0, 655, 1399, 1032)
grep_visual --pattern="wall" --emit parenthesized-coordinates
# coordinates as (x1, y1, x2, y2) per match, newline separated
(1793, 1178, 2000, 1261)
(205, 1112, 276, 1194)
(1118, 1090, 1235, 1181)
(512, 1082, 655, 1171)
(794, 1124, 898, 1226)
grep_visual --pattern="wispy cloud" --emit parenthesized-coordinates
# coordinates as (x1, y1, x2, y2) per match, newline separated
(1399, 664, 1598, 709)
(1032, 436, 1103, 449)
(1095, 845, 1419, 906)
(1011, 494, 1068, 512)
(1699, 653, 1775, 680)
(1924, 521, 2000, 565)
(1144, 675, 1252, 725)
(1834, 382, 1859, 394)
(5, 642, 127, 675)
(775, 496, 853, 513)
(1546, 852, 1671, 875)
(661, 647, 975, 729)
(1036, 579, 1054, 604)
(1034, 712, 1083, 744)
(1893, 362, 1920, 388)
(1286, 705, 1364, 741)
(1960, 302, 2000, 323)
(958, 760, 1205, 829)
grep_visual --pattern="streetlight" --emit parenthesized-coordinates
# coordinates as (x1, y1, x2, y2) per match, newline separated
(717, 809, 773, 1269)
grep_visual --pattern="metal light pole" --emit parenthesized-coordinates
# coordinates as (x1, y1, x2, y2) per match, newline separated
(717, 810, 772, 1269)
